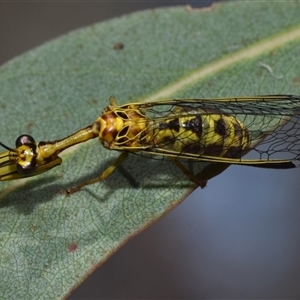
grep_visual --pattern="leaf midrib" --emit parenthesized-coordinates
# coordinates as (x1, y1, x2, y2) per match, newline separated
(145, 24, 300, 102)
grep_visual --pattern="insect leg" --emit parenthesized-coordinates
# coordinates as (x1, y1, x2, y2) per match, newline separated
(168, 157, 207, 188)
(109, 96, 118, 106)
(66, 152, 129, 194)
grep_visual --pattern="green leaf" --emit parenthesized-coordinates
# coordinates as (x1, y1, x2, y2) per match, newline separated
(1, 2, 300, 298)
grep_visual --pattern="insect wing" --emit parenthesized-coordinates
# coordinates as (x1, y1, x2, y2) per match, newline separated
(135, 95, 300, 168)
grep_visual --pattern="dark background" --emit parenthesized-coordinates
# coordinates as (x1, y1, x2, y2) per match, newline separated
(2, 1, 300, 299)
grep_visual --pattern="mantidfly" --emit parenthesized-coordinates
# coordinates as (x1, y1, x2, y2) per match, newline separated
(0, 95, 300, 193)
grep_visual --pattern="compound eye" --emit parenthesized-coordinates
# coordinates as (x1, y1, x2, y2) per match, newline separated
(15, 135, 35, 147)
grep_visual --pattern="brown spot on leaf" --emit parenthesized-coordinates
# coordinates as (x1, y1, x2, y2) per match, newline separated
(293, 77, 300, 85)
(113, 42, 124, 50)
(68, 243, 78, 252)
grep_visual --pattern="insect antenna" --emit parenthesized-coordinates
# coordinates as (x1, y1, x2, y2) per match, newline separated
(0, 141, 16, 152)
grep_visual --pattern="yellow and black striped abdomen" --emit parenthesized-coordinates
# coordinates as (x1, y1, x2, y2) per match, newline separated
(151, 108, 250, 159)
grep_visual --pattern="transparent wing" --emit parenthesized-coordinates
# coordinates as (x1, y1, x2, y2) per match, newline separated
(126, 95, 300, 168)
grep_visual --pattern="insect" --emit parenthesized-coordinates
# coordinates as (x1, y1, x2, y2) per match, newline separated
(0, 95, 299, 193)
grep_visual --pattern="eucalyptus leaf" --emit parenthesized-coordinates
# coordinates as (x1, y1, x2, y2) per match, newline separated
(1, 2, 300, 299)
